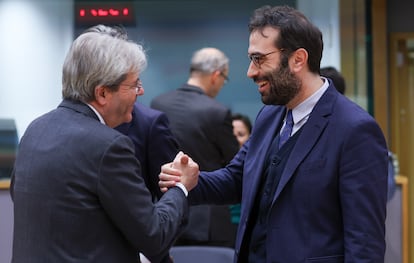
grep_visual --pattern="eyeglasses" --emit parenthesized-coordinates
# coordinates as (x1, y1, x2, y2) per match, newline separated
(220, 72, 229, 84)
(121, 79, 143, 94)
(248, 49, 284, 68)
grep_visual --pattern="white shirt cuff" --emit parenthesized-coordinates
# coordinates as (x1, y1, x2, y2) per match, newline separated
(175, 182, 188, 197)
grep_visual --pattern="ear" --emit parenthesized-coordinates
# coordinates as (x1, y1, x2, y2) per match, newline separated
(211, 70, 221, 82)
(289, 48, 308, 73)
(95, 85, 108, 106)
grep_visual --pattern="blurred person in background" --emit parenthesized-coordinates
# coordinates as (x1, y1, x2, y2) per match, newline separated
(229, 113, 252, 235)
(151, 47, 239, 248)
(232, 113, 252, 148)
(320, 66, 346, 94)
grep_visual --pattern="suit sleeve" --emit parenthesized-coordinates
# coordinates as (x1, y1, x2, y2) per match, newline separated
(147, 113, 179, 200)
(339, 118, 388, 261)
(97, 135, 188, 262)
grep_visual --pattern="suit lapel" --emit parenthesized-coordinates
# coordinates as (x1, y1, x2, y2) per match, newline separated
(271, 86, 337, 204)
(242, 106, 285, 219)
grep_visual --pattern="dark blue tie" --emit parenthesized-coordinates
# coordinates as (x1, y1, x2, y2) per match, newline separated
(278, 109, 293, 149)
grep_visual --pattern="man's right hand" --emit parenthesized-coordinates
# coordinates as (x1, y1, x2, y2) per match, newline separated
(159, 151, 199, 193)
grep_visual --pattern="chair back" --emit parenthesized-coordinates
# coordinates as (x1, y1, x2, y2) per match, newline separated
(170, 246, 235, 263)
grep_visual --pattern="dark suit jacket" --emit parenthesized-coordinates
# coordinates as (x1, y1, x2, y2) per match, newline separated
(189, 84, 388, 262)
(11, 99, 188, 263)
(115, 103, 179, 201)
(151, 84, 239, 245)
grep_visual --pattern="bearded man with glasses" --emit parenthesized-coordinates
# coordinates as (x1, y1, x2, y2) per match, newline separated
(160, 5, 388, 263)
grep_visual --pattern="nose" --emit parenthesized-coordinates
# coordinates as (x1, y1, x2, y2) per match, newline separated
(137, 87, 145, 96)
(247, 62, 259, 79)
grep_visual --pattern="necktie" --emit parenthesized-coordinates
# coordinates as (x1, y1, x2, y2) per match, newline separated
(278, 109, 293, 149)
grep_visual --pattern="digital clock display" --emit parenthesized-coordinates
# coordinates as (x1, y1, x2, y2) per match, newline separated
(75, 1, 136, 27)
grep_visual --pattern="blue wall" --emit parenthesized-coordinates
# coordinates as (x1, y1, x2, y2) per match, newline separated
(76, 0, 296, 124)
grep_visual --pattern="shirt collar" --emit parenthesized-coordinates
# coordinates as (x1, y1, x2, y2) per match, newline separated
(86, 103, 106, 125)
(291, 77, 329, 125)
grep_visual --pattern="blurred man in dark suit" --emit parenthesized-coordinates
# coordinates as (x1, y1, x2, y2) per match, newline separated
(115, 102, 179, 201)
(320, 66, 346, 94)
(151, 47, 239, 247)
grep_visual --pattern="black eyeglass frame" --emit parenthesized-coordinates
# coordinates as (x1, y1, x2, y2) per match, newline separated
(248, 49, 284, 68)
(219, 71, 229, 84)
(120, 79, 143, 94)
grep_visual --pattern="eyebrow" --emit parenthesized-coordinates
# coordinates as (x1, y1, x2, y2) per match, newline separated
(132, 78, 140, 85)
(248, 52, 270, 58)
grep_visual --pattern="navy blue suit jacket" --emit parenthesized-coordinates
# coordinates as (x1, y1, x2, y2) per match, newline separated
(115, 103, 179, 201)
(189, 84, 388, 262)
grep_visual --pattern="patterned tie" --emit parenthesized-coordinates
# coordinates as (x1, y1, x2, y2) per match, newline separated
(278, 109, 293, 149)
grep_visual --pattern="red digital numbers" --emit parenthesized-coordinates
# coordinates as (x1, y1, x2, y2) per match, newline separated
(75, 2, 135, 26)
(79, 8, 130, 18)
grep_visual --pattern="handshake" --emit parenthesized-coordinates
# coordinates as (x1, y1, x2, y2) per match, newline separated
(159, 151, 200, 193)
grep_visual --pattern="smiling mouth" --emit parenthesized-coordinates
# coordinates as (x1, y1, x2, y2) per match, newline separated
(257, 80, 268, 89)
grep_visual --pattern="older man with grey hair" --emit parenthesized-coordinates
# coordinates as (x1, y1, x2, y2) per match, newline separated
(11, 26, 199, 263)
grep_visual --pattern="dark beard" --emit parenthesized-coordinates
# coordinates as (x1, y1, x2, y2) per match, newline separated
(261, 64, 301, 105)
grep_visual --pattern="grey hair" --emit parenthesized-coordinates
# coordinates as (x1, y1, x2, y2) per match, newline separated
(82, 24, 128, 40)
(62, 31, 147, 102)
(189, 47, 229, 74)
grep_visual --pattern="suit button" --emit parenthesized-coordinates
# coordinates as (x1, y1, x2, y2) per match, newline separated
(272, 157, 281, 165)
